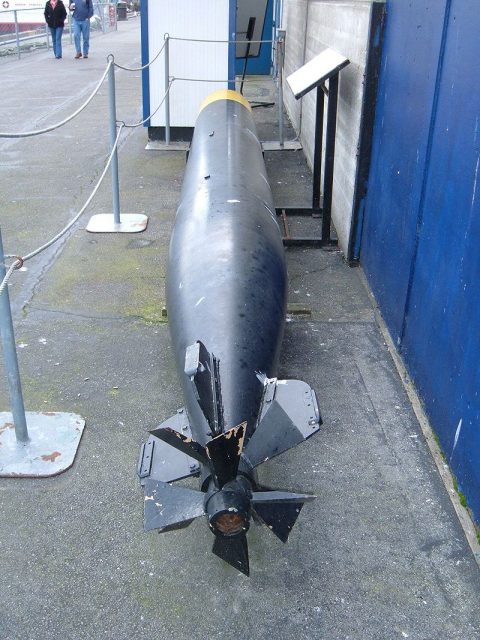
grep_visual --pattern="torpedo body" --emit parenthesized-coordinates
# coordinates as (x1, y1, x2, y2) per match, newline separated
(138, 90, 322, 576)
(167, 90, 286, 444)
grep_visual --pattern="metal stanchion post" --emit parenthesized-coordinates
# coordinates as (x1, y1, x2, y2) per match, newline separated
(0, 225, 85, 476)
(277, 30, 286, 148)
(85, 57, 148, 233)
(14, 11, 20, 60)
(164, 33, 170, 145)
(0, 228, 29, 443)
(108, 58, 121, 225)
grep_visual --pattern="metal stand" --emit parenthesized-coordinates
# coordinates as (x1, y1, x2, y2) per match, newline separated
(278, 74, 340, 247)
(0, 229, 85, 477)
(87, 56, 148, 233)
(240, 17, 274, 109)
(239, 17, 256, 95)
(282, 48, 350, 247)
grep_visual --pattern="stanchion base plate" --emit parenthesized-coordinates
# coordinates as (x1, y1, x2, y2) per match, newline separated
(261, 140, 303, 152)
(0, 412, 85, 477)
(86, 214, 148, 233)
(145, 141, 189, 151)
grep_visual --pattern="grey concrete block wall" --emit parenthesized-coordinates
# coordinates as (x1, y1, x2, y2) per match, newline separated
(282, 0, 379, 254)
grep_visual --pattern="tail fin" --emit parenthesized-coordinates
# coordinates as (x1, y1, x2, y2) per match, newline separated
(184, 341, 224, 436)
(244, 377, 321, 468)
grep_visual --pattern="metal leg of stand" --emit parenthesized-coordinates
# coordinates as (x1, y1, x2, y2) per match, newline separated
(322, 74, 339, 244)
(312, 85, 324, 211)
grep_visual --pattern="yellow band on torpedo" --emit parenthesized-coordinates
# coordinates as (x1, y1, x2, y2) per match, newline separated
(199, 89, 252, 114)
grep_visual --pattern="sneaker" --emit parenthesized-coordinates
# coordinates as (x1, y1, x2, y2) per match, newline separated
(75, 53, 82, 59)
(83, 55, 88, 59)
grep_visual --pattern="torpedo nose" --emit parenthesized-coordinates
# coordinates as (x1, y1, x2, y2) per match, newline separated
(205, 478, 252, 537)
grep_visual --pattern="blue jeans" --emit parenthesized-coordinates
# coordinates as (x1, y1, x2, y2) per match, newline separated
(73, 18, 90, 56)
(49, 26, 64, 58)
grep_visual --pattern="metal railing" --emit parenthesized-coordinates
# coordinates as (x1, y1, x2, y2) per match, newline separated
(0, 3, 119, 60)
(161, 33, 286, 146)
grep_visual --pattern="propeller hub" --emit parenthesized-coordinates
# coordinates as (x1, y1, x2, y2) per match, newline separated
(205, 477, 252, 537)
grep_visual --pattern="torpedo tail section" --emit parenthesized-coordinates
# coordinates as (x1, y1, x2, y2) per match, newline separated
(138, 344, 321, 575)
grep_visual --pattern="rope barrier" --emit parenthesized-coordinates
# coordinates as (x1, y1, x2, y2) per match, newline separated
(0, 124, 124, 294)
(0, 258, 22, 296)
(121, 79, 173, 128)
(113, 39, 167, 72)
(0, 36, 170, 138)
(0, 73, 173, 291)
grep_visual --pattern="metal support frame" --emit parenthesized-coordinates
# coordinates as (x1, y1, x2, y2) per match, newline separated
(279, 72, 340, 248)
(322, 74, 338, 243)
(283, 48, 349, 248)
(239, 17, 256, 95)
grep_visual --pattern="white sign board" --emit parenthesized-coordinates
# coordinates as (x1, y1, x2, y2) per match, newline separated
(287, 49, 349, 99)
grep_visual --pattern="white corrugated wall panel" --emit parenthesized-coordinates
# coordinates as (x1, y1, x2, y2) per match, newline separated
(148, 0, 230, 127)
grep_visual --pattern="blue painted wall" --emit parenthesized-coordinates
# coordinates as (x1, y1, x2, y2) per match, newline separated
(140, 0, 150, 126)
(361, 0, 480, 521)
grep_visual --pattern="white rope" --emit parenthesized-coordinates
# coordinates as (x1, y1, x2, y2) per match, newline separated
(114, 39, 167, 72)
(0, 259, 22, 296)
(0, 123, 125, 297)
(22, 124, 125, 262)
(121, 80, 173, 128)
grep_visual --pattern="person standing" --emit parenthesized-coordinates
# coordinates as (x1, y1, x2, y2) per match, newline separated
(69, 0, 94, 59)
(44, 0, 67, 59)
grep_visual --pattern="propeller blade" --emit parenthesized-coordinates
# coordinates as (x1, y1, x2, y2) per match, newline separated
(143, 479, 205, 532)
(149, 426, 209, 466)
(212, 533, 249, 576)
(252, 501, 306, 543)
(252, 490, 315, 542)
(252, 490, 316, 504)
(206, 422, 246, 487)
